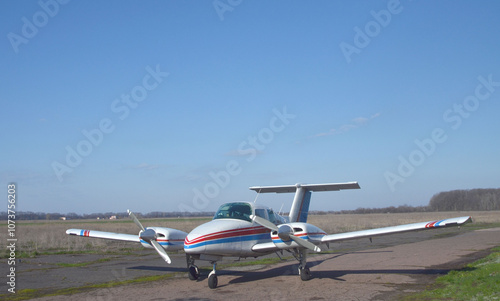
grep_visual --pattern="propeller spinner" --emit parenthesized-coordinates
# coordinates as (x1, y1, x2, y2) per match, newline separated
(128, 210, 172, 264)
(250, 215, 321, 253)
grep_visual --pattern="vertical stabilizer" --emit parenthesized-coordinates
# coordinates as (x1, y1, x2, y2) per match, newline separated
(249, 182, 360, 223)
(289, 187, 312, 222)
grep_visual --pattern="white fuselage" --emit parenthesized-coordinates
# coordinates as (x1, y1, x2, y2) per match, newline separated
(184, 219, 271, 257)
(184, 219, 328, 258)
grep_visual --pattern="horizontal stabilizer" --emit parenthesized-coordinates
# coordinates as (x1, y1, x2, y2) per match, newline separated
(66, 229, 140, 243)
(249, 182, 360, 193)
(251, 182, 360, 223)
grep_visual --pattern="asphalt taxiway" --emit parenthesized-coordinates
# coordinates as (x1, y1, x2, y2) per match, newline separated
(5, 226, 500, 300)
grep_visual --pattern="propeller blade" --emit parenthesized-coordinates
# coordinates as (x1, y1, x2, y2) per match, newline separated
(128, 209, 172, 264)
(250, 215, 279, 231)
(251, 214, 321, 252)
(128, 209, 145, 232)
(289, 235, 322, 253)
(150, 240, 172, 264)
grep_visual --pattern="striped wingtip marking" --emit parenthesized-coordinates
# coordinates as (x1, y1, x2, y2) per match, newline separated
(79, 230, 91, 237)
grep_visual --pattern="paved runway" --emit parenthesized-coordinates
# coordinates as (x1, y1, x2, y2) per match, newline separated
(6, 227, 500, 300)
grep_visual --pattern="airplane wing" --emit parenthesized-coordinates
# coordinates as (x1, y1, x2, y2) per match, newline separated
(251, 216, 472, 253)
(66, 229, 141, 243)
(252, 241, 279, 253)
(66, 210, 189, 265)
(321, 216, 472, 243)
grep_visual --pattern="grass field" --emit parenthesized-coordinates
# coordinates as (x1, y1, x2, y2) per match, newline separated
(1, 211, 499, 258)
(404, 246, 500, 301)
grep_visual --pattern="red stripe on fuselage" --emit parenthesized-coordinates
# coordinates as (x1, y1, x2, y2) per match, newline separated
(184, 226, 269, 245)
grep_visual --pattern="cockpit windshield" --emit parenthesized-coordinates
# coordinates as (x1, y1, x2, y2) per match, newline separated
(213, 202, 252, 222)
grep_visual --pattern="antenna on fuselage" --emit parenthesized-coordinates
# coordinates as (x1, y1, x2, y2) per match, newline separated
(253, 188, 261, 204)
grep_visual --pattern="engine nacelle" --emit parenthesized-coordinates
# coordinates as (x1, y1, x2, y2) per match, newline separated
(140, 227, 187, 251)
(270, 222, 326, 250)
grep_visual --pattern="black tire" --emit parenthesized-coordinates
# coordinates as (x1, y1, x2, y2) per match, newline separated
(208, 274, 218, 289)
(300, 267, 311, 281)
(188, 266, 199, 281)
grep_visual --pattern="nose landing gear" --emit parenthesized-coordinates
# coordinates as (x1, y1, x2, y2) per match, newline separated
(186, 255, 219, 289)
(208, 262, 218, 289)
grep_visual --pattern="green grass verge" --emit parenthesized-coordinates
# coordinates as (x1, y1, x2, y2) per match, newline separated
(404, 246, 500, 301)
(0, 273, 177, 301)
(462, 222, 500, 231)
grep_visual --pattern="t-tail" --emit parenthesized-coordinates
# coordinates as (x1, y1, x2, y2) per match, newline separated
(249, 182, 360, 222)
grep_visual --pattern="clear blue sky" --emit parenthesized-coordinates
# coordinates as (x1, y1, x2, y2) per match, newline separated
(1, 1, 499, 214)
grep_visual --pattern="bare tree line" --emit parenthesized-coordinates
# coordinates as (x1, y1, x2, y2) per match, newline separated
(428, 188, 500, 211)
(328, 188, 500, 214)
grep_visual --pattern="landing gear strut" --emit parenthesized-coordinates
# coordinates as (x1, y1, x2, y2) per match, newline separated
(186, 255, 218, 288)
(186, 255, 199, 280)
(297, 249, 312, 281)
(208, 262, 218, 289)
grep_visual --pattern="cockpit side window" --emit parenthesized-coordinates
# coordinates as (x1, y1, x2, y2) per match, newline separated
(255, 209, 268, 220)
(267, 209, 277, 224)
(213, 203, 252, 222)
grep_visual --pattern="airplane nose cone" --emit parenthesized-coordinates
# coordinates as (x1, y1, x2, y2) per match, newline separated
(184, 232, 205, 254)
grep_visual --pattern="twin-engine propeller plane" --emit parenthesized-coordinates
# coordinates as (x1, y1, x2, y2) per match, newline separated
(66, 182, 472, 289)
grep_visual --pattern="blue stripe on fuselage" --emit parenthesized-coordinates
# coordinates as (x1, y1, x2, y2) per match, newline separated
(184, 233, 270, 250)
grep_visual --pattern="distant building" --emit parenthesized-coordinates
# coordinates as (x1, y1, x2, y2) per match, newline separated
(109, 215, 117, 220)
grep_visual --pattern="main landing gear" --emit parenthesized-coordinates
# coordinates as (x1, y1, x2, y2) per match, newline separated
(188, 265, 200, 280)
(296, 249, 312, 281)
(186, 249, 311, 288)
(186, 255, 219, 289)
(186, 254, 200, 280)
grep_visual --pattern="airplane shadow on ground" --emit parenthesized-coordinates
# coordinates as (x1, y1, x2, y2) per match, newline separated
(124, 250, 455, 287)
(128, 266, 187, 273)
(226, 263, 452, 285)
(225, 250, 454, 285)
